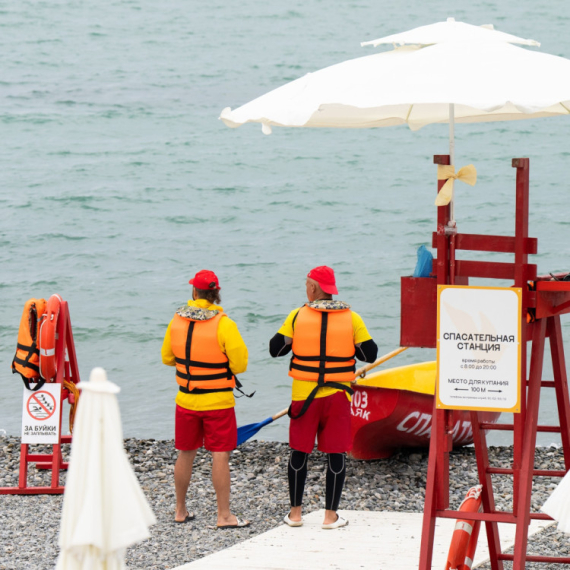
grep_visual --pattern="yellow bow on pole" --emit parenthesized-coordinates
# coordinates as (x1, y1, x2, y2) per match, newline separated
(435, 164, 477, 206)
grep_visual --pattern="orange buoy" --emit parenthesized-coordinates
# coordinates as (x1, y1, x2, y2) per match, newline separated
(39, 294, 62, 381)
(445, 485, 483, 570)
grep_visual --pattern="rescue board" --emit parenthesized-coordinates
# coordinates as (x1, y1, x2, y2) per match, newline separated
(349, 361, 501, 460)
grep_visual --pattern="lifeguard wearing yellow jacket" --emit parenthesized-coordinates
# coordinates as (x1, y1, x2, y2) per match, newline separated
(162, 269, 250, 529)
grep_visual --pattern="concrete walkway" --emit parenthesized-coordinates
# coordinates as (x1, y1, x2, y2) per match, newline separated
(174, 510, 552, 570)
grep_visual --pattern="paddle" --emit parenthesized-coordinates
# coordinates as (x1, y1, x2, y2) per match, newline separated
(351, 346, 408, 384)
(236, 408, 289, 446)
(236, 347, 408, 445)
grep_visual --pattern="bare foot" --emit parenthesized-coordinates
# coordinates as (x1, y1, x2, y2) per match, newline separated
(323, 509, 338, 526)
(174, 510, 194, 523)
(217, 514, 250, 527)
(288, 505, 302, 522)
(217, 513, 237, 526)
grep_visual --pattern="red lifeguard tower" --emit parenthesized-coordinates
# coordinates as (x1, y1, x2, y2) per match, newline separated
(406, 156, 570, 569)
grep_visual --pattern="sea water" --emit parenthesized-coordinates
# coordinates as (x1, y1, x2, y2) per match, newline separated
(2, 0, 570, 445)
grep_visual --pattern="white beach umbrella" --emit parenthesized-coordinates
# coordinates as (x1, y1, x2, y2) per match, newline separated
(361, 17, 540, 48)
(220, 40, 570, 135)
(220, 30, 570, 218)
(56, 368, 156, 570)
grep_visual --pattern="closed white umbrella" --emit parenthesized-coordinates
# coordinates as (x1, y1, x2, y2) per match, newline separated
(56, 368, 156, 570)
(541, 471, 570, 533)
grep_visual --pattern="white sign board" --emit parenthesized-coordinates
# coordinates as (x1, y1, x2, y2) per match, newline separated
(437, 286, 521, 413)
(21, 383, 61, 444)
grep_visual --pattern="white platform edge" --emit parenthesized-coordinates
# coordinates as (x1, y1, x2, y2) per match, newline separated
(174, 510, 554, 570)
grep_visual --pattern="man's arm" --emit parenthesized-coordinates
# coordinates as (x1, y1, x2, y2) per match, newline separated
(355, 339, 378, 363)
(352, 311, 378, 363)
(218, 317, 248, 375)
(269, 333, 293, 357)
(161, 320, 176, 366)
(269, 308, 299, 358)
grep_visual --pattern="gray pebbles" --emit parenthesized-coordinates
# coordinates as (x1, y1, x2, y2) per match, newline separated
(1, 436, 569, 570)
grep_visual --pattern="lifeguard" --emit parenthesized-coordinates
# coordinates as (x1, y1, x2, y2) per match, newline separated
(269, 265, 378, 529)
(162, 269, 250, 528)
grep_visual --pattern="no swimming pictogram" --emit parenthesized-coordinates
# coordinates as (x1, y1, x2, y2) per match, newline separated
(26, 391, 56, 421)
(21, 384, 61, 444)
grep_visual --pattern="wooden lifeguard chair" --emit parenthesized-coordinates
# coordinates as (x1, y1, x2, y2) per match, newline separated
(403, 156, 570, 569)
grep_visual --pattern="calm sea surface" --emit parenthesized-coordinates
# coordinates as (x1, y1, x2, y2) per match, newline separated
(2, 0, 570, 446)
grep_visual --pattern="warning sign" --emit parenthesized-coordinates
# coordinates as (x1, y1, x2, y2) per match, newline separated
(21, 383, 61, 444)
(27, 391, 56, 420)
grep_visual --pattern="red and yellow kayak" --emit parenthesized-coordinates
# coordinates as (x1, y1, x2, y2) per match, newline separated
(349, 361, 501, 460)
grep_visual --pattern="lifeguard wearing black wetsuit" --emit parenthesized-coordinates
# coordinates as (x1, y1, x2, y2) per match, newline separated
(270, 265, 378, 529)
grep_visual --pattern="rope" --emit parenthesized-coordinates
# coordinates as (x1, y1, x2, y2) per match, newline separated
(63, 380, 80, 434)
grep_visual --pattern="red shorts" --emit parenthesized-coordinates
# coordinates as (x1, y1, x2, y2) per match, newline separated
(175, 405, 237, 452)
(289, 391, 352, 454)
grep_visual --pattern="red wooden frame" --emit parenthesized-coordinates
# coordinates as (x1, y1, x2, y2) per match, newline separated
(0, 301, 81, 495)
(418, 157, 570, 569)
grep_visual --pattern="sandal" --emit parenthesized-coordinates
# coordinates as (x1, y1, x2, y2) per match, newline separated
(174, 511, 195, 524)
(322, 515, 349, 529)
(283, 513, 303, 527)
(217, 517, 251, 529)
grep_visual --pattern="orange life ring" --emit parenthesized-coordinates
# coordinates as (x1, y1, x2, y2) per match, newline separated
(458, 520, 481, 570)
(446, 485, 483, 570)
(39, 294, 62, 381)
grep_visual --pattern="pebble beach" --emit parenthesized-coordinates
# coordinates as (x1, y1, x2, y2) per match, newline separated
(1, 436, 569, 570)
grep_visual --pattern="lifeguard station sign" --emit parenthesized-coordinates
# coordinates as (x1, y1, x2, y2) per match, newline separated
(436, 285, 522, 413)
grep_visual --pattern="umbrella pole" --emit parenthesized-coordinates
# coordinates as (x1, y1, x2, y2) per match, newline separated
(448, 103, 458, 285)
(449, 103, 456, 223)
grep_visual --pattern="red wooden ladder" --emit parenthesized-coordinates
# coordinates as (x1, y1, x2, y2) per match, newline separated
(0, 300, 81, 495)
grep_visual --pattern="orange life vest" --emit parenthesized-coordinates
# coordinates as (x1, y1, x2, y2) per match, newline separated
(12, 298, 47, 391)
(171, 306, 236, 394)
(288, 300, 356, 418)
(289, 302, 356, 383)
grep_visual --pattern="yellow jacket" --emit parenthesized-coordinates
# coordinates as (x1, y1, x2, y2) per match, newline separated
(162, 299, 248, 411)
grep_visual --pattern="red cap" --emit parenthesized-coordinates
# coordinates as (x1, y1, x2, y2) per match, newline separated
(307, 265, 338, 295)
(189, 269, 220, 290)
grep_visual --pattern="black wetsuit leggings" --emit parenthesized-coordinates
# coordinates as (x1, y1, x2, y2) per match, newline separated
(288, 450, 346, 511)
